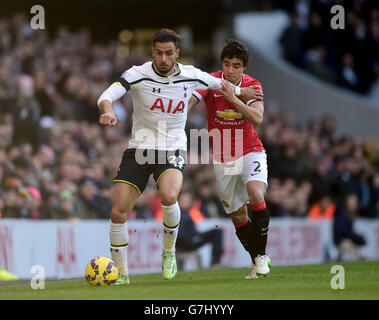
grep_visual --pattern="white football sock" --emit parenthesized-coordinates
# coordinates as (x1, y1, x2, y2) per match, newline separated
(162, 202, 181, 252)
(109, 221, 129, 275)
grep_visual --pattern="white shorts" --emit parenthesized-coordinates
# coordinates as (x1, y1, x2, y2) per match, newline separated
(213, 151, 268, 214)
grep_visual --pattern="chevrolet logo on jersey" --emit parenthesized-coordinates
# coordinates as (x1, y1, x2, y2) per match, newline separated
(216, 109, 243, 120)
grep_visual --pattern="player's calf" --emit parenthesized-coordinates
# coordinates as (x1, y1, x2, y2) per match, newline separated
(232, 212, 258, 262)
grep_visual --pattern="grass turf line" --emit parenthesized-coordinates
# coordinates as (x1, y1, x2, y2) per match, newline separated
(0, 261, 378, 300)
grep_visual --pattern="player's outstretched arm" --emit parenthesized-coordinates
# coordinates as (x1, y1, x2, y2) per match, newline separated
(196, 69, 242, 97)
(98, 100, 117, 127)
(97, 82, 127, 127)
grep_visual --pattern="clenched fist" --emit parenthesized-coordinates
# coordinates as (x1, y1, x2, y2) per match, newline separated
(99, 112, 117, 127)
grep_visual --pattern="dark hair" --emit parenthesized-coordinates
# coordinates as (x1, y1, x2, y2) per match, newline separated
(220, 39, 250, 67)
(153, 28, 181, 48)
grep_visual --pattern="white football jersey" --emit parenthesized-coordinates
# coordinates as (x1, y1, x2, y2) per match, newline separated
(119, 61, 222, 151)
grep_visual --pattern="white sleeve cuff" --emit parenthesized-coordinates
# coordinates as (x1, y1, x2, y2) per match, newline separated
(246, 99, 257, 106)
(192, 91, 203, 101)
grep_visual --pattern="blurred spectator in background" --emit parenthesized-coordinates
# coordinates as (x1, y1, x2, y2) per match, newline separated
(79, 178, 112, 219)
(51, 189, 85, 220)
(12, 79, 42, 153)
(0, 188, 4, 219)
(193, 166, 227, 218)
(280, 11, 305, 67)
(2, 176, 24, 218)
(337, 52, 358, 90)
(303, 10, 336, 83)
(25, 185, 44, 219)
(333, 193, 366, 261)
(279, 0, 379, 94)
(130, 183, 156, 220)
(176, 190, 222, 269)
(308, 193, 336, 220)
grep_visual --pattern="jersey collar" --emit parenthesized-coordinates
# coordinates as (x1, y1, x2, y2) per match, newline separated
(151, 62, 181, 78)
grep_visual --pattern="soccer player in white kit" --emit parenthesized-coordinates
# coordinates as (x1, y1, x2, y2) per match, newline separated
(97, 29, 254, 284)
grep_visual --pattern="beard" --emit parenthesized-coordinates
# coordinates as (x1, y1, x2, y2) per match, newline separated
(154, 61, 175, 75)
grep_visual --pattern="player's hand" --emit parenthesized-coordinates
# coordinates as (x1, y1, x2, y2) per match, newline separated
(240, 86, 264, 103)
(99, 112, 117, 127)
(220, 80, 237, 102)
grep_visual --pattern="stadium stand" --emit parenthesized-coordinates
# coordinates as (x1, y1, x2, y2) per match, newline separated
(277, 0, 378, 96)
(234, 10, 378, 139)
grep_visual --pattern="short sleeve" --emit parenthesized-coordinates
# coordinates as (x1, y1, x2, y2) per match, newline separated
(192, 89, 209, 101)
(246, 80, 264, 106)
(118, 66, 141, 90)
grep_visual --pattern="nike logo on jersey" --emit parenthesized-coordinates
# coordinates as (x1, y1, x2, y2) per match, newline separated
(250, 172, 260, 176)
(214, 93, 224, 97)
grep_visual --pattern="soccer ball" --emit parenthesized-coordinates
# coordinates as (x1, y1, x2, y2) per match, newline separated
(85, 256, 118, 287)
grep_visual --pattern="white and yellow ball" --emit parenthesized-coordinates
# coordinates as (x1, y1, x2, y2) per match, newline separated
(85, 256, 118, 287)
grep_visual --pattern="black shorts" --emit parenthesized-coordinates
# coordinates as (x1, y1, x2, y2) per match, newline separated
(113, 148, 186, 194)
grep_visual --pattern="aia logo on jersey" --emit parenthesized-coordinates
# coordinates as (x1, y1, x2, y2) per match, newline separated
(150, 98, 185, 114)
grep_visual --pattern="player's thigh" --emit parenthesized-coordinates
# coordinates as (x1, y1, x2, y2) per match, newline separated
(213, 163, 249, 214)
(155, 168, 183, 205)
(111, 181, 140, 223)
(114, 148, 152, 194)
(246, 180, 266, 204)
(154, 150, 185, 205)
(241, 151, 268, 204)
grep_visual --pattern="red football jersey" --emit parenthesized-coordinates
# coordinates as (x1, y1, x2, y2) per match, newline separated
(194, 71, 265, 162)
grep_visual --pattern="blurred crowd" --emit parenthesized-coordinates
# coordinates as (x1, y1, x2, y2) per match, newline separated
(0, 12, 378, 224)
(258, 107, 379, 219)
(279, 0, 379, 95)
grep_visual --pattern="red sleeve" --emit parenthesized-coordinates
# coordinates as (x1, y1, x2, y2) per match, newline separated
(249, 80, 263, 93)
(245, 79, 263, 106)
(192, 88, 209, 101)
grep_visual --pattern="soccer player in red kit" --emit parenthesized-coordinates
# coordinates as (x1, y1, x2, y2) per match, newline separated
(189, 39, 270, 278)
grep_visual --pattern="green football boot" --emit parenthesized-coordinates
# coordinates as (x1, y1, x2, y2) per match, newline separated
(267, 256, 271, 267)
(0, 268, 19, 281)
(162, 250, 177, 280)
(115, 273, 130, 285)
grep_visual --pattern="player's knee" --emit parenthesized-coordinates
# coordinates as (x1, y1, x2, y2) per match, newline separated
(160, 191, 178, 206)
(110, 208, 128, 223)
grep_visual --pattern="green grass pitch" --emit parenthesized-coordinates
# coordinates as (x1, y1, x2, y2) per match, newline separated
(0, 261, 378, 300)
